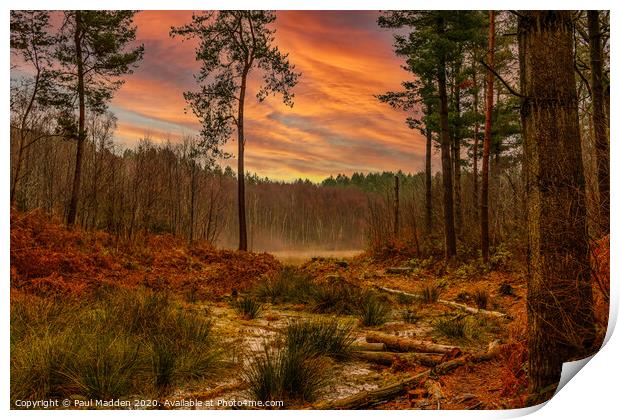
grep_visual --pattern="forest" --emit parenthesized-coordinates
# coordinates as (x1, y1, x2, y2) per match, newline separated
(10, 10, 610, 410)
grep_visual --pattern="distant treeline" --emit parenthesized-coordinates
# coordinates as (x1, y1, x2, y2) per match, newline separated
(10, 113, 530, 253)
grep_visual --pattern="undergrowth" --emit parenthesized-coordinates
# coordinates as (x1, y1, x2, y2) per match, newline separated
(10, 288, 223, 404)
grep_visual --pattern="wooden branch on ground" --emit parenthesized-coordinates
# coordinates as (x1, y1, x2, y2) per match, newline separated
(354, 351, 441, 367)
(366, 332, 459, 354)
(312, 345, 499, 410)
(350, 342, 386, 352)
(375, 286, 509, 319)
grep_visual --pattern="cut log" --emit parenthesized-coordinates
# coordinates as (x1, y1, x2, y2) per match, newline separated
(354, 351, 441, 367)
(375, 286, 508, 319)
(350, 342, 386, 352)
(312, 347, 498, 410)
(366, 332, 459, 354)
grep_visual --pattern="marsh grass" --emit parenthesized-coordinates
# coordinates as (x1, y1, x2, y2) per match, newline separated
(434, 315, 499, 342)
(254, 266, 316, 304)
(419, 282, 441, 304)
(358, 294, 390, 326)
(283, 318, 355, 361)
(245, 345, 329, 404)
(234, 296, 263, 319)
(435, 316, 468, 338)
(10, 288, 223, 405)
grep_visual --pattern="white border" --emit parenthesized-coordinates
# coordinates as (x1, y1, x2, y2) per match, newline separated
(3, 2, 617, 419)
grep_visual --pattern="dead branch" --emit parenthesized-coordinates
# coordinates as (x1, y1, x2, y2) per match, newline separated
(312, 346, 498, 409)
(354, 351, 441, 367)
(376, 286, 509, 319)
(366, 332, 459, 354)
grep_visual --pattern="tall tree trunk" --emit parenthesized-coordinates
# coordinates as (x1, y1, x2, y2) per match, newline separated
(393, 175, 399, 237)
(436, 17, 456, 260)
(67, 10, 85, 227)
(453, 61, 463, 237)
(472, 67, 480, 223)
(425, 126, 432, 235)
(237, 70, 248, 251)
(189, 159, 197, 244)
(481, 11, 495, 264)
(587, 10, 610, 234)
(518, 11, 596, 404)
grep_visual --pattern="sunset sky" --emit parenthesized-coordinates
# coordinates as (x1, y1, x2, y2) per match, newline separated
(14, 11, 433, 182)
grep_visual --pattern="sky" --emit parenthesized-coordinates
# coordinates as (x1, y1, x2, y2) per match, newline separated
(15, 11, 432, 182)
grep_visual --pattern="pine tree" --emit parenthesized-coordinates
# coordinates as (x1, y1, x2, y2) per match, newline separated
(54, 11, 144, 226)
(518, 11, 596, 403)
(171, 11, 300, 251)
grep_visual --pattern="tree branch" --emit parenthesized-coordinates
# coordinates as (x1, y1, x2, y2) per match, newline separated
(478, 59, 527, 98)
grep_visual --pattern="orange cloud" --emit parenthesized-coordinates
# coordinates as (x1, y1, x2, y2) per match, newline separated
(16, 11, 438, 181)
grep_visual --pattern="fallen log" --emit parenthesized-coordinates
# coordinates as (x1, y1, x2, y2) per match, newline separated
(312, 346, 498, 410)
(366, 332, 459, 354)
(375, 286, 508, 319)
(354, 351, 441, 367)
(350, 342, 386, 352)
(438, 299, 508, 319)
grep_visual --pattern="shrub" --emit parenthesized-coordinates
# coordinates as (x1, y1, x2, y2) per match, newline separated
(62, 332, 141, 400)
(435, 316, 467, 339)
(490, 244, 512, 270)
(358, 294, 390, 326)
(283, 319, 354, 360)
(419, 282, 440, 304)
(11, 330, 78, 402)
(310, 282, 362, 314)
(245, 345, 329, 404)
(148, 310, 221, 391)
(10, 288, 223, 403)
(234, 296, 263, 320)
(254, 266, 315, 304)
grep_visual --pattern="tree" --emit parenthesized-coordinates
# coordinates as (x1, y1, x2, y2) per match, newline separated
(481, 11, 495, 264)
(379, 11, 485, 261)
(518, 11, 596, 404)
(587, 11, 610, 233)
(376, 77, 436, 237)
(10, 10, 56, 206)
(55, 11, 144, 226)
(171, 11, 300, 251)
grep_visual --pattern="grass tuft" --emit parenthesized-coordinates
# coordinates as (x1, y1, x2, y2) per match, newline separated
(245, 345, 329, 404)
(435, 316, 467, 338)
(283, 318, 355, 361)
(10, 288, 222, 404)
(358, 294, 390, 326)
(254, 266, 315, 304)
(234, 296, 263, 320)
(419, 282, 440, 304)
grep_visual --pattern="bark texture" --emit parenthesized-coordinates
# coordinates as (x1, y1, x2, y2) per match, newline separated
(587, 10, 610, 233)
(518, 11, 596, 404)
